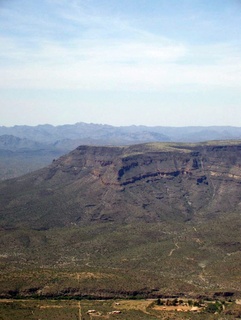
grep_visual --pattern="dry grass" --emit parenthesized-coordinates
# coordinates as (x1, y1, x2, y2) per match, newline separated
(112, 299, 154, 312)
(0, 298, 239, 320)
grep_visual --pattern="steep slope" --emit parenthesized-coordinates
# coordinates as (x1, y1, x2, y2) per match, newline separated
(0, 141, 241, 298)
(1, 142, 241, 228)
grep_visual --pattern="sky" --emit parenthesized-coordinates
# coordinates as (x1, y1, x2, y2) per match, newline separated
(0, 0, 241, 127)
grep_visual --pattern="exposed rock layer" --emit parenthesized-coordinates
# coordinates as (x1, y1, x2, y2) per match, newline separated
(1, 142, 241, 229)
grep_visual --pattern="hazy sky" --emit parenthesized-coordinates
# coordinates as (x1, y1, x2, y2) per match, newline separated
(0, 0, 241, 127)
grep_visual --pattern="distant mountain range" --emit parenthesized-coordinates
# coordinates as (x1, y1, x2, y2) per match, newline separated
(1, 123, 241, 180)
(1, 123, 241, 144)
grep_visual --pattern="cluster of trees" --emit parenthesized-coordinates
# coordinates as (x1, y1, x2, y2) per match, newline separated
(156, 298, 224, 314)
(156, 298, 202, 307)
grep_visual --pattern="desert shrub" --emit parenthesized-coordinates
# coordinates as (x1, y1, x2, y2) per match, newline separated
(193, 301, 200, 307)
(205, 301, 222, 313)
(187, 299, 193, 306)
(156, 298, 164, 305)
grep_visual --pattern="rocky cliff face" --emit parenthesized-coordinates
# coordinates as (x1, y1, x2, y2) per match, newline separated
(1, 142, 241, 229)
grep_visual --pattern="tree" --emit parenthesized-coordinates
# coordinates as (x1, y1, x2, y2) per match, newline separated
(156, 298, 163, 305)
(205, 301, 222, 313)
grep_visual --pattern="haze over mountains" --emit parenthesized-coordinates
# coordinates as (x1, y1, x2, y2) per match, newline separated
(1, 122, 241, 180)
(2, 123, 241, 145)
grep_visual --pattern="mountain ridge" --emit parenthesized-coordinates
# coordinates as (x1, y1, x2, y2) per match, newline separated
(1, 141, 241, 298)
(1, 123, 241, 180)
(1, 140, 241, 228)
(1, 123, 241, 143)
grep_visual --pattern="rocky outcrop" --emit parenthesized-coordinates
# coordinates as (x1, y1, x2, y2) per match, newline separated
(0, 142, 241, 229)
